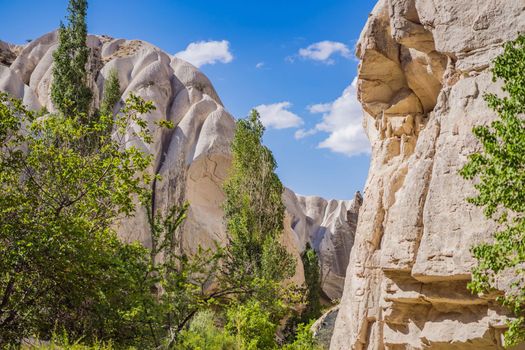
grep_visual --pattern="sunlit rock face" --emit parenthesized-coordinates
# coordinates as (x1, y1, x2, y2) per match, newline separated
(0, 31, 361, 300)
(284, 189, 362, 301)
(331, 1, 525, 349)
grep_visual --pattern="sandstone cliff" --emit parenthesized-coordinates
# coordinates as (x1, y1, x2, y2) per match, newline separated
(0, 32, 361, 300)
(331, 1, 525, 349)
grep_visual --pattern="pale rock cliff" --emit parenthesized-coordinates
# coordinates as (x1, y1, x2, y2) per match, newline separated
(285, 189, 362, 301)
(331, 0, 525, 349)
(0, 32, 361, 299)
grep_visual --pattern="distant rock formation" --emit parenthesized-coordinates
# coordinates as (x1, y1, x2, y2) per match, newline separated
(331, 0, 525, 349)
(0, 40, 22, 66)
(0, 31, 361, 300)
(285, 190, 362, 301)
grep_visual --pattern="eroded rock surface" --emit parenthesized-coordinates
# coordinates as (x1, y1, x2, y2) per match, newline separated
(312, 306, 340, 349)
(285, 189, 362, 301)
(331, 1, 525, 349)
(0, 32, 360, 299)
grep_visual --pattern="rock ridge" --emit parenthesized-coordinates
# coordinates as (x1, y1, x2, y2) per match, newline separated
(331, 1, 525, 349)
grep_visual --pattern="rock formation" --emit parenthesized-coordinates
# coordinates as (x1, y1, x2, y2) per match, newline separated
(0, 31, 360, 300)
(285, 189, 362, 301)
(331, 0, 525, 349)
(312, 306, 341, 349)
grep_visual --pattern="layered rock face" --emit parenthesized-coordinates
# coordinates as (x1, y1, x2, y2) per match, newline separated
(285, 189, 362, 301)
(331, 1, 525, 349)
(0, 32, 360, 299)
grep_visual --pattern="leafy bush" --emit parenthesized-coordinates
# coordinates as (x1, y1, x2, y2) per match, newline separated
(177, 310, 236, 350)
(226, 300, 278, 350)
(282, 321, 322, 350)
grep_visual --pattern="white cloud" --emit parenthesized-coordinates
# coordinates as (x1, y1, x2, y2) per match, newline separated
(308, 103, 331, 114)
(254, 102, 304, 130)
(299, 78, 370, 156)
(294, 128, 317, 139)
(298, 41, 351, 64)
(175, 40, 233, 68)
(256, 62, 265, 69)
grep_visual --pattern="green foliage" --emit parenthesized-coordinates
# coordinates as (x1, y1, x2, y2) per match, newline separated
(51, 0, 92, 117)
(282, 321, 321, 350)
(177, 310, 236, 350)
(283, 244, 322, 343)
(0, 92, 163, 347)
(301, 244, 322, 321)
(226, 300, 278, 350)
(19, 329, 115, 349)
(100, 69, 121, 117)
(144, 194, 225, 348)
(460, 34, 525, 346)
(221, 110, 295, 313)
(0, 88, 218, 348)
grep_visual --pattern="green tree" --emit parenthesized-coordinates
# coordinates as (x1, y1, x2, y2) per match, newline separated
(0, 90, 230, 348)
(177, 310, 236, 350)
(0, 92, 163, 347)
(221, 109, 296, 319)
(226, 300, 278, 350)
(144, 195, 225, 348)
(460, 34, 525, 346)
(100, 69, 121, 117)
(301, 244, 322, 321)
(51, 0, 92, 118)
(282, 321, 321, 350)
(283, 244, 322, 343)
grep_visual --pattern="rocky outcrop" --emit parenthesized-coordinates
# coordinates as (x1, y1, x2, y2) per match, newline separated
(285, 189, 362, 301)
(312, 306, 340, 349)
(0, 40, 22, 66)
(0, 32, 361, 300)
(331, 1, 525, 349)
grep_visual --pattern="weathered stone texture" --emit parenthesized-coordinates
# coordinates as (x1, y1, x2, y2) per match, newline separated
(331, 1, 525, 349)
(285, 190, 363, 301)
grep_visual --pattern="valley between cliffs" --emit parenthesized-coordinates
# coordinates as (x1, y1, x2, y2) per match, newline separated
(3, 0, 525, 347)
(0, 31, 360, 303)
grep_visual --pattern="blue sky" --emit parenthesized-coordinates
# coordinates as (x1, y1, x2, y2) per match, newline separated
(0, 0, 377, 199)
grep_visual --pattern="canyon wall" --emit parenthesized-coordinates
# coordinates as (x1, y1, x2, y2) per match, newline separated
(0, 32, 360, 299)
(331, 0, 525, 349)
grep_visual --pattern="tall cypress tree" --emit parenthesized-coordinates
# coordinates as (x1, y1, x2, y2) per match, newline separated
(301, 243, 321, 321)
(222, 110, 295, 303)
(51, 0, 92, 118)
